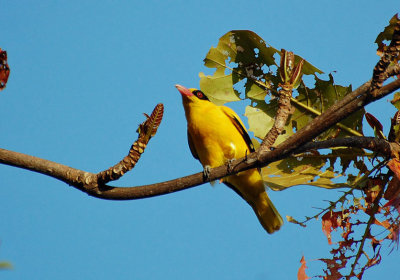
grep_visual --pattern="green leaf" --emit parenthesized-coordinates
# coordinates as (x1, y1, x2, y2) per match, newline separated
(245, 100, 293, 145)
(262, 152, 368, 190)
(245, 82, 268, 101)
(391, 92, 400, 110)
(200, 30, 278, 104)
(202, 30, 367, 191)
(294, 54, 323, 76)
(294, 74, 364, 141)
(200, 30, 323, 105)
(245, 74, 364, 148)
(199, 72, 241, 105)
(375, 14, 400, 46)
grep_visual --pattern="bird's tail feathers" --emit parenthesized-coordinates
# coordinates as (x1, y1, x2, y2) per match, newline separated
(252, 192, 283, 234)
(224, 180, 283, 234)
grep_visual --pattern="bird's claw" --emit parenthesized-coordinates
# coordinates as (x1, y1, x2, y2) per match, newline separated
(227, 159, 235, 173)
(203, 165, 211, 181)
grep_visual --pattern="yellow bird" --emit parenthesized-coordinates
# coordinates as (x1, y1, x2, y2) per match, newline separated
(176, 84, 283, 234)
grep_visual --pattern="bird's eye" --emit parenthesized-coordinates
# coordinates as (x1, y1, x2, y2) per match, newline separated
(193, 90, 208, 100)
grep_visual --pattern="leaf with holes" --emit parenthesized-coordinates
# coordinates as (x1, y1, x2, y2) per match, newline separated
(200, 30, 322, 104)
(246, 74, 364, 152)
(375, 14, 400, 47)
(293, 74, 364, 141)
(261, 152, 368, 190)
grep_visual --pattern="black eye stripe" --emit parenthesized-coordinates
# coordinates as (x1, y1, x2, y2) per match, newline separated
(192, 90, 209, 101)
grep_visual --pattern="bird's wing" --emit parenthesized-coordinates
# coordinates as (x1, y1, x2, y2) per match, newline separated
(187, 130, 199, 160)
(220, 106, 255, 153)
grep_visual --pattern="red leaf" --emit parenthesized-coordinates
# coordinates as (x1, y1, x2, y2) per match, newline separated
(0, 48, 10, 91)
(384, 177, 400, 200)
(383, 196, 400, 214)
(387, 159, 400, 180)
(322, 211, 348, 245)
(365, 112, 384, 135)
(297, 255, 310, 280)
(392, 226, 399, 248)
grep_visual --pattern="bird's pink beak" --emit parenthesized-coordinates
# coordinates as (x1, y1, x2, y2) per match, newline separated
(175, 84, 193, 97)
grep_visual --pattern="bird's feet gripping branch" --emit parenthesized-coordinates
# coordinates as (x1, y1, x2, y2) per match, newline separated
(203, 165, 212, 181)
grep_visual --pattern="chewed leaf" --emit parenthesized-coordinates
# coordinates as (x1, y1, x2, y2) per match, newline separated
(246, 74, 364, 151)
(200, 30, 322, 104)
(245, 101, 292, 145)
(202, 30, 366, 192)
(262, 150, 368, 190)
(321, 210, 349, 245)
(296, 55, 323, 76)
(375, 14, 400, 47)
(263, 156, 343, 190)
(294, 74, 364, 141)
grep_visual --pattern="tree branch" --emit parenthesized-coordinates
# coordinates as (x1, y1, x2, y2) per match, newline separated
(294, 136, 396, 156)
(1, 135, 399, 200)
(1, 56, 400, 200)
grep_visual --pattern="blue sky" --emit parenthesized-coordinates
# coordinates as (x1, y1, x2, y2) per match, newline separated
(1, 1, 399, 279)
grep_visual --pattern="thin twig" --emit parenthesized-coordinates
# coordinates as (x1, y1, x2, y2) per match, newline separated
(297, 161, 387, 225)
(348, 186, 385, 278)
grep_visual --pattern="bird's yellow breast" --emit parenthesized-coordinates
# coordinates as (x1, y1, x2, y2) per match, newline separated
(185, 101, 250, 168)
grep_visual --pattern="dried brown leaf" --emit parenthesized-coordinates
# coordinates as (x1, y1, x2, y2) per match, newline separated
(297, 255, 310, 280)
(384, 177, 400, 200)
(387, 159, 400, 179)
(322, 211, 349, 245)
